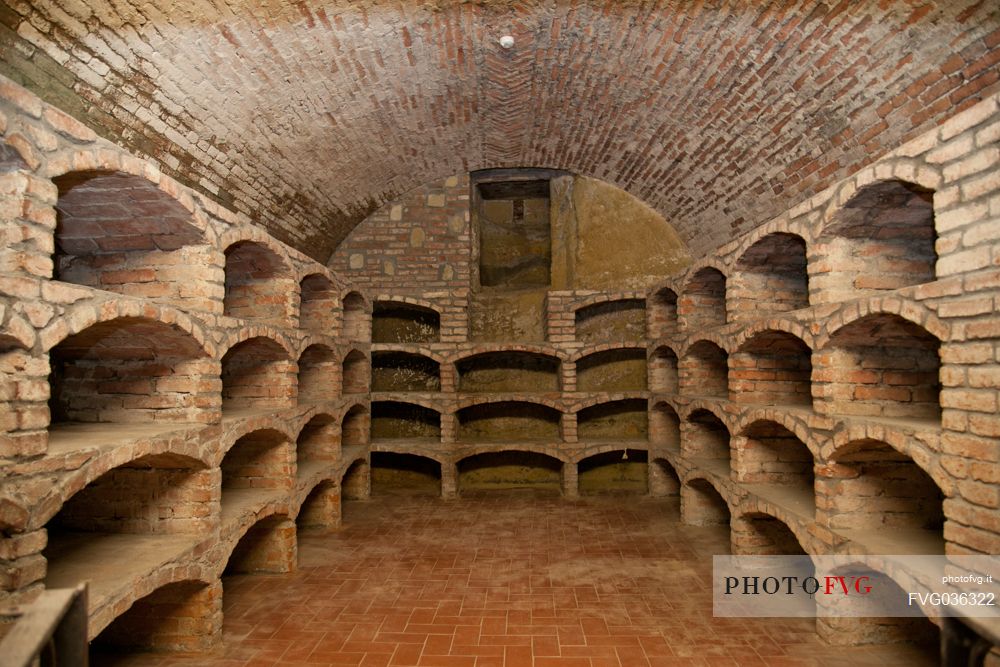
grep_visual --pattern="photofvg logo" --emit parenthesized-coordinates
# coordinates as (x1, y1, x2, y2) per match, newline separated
(713, 555, 1000, 618)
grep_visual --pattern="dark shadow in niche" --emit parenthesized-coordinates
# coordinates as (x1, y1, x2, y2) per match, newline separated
(372, 302, 440, 343)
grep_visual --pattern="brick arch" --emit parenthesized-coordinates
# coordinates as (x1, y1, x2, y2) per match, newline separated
(377, 345, 449, 365)
(40, 301, 213, 357)
(88, 567, 217, 639)
(340, 345, 368, 364)
(214, 507, 293, 578)
(340, 288, 369, 310)
(819, 557, 940, 623)
(373, 396, 443, 414)
(449, 343, 568, 365)
(823, 425, 952, 496)
(731, 319, 815, 352)
(680, 400, 733, 428)
(297, 268, 339, 289)
(733, 409, 825, 461)
(570, 443, 649, 464)
(730, 218, 816, 263)
(215, 426, 295, 467)
(647, 277, 682, 301)
(25, 449, 211, 533)
(0, 133, 33, 172)
(816, 297, 947, 348)
(218, 328, 295, 361)
(296, 336, 337, 358)
(338, 456, 369, 483)
(681, 258, 729, 286)
(293, 408, 339, 440)
(679, 334, 731, 357)
(454, 446, 569, 466)
(680, 473, 734, 510)
(570, 290, 647, 314)
(731, 503, 818, 557)
(372, 294, 442, 314)
(370, 442, 449, 467)
(44, 149, 204, 227)
(571, 392, 649, 413)
(822, 159, 944, 228)
(218, 227, 293, 274)
(455, 394, 564, 412)
(571, 342, 647, 364)
(338, 400, 369, 421)
(290, 476, 340, 520)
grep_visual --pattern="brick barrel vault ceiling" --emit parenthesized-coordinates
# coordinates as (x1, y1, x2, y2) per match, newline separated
(1, 1, 998, 263)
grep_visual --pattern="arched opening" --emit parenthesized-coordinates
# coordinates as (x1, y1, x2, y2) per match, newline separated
(574, 299, 646, 343)
(576, 348, 647, 392)
(650, 402, 681, 451)
(457, 351, 559, 392)
(371, 401, 441, 442)
(220, 337, 294, 415)
(457, 401, 561, 442)
(299, 274, 338, 332)
(649, 287, 678, 338)
(371, 452, 442, 496)
(731, 233, 808, 320)
(817, 569, 940, 651)
(341, 405, 369, 451)
(735, 421, 815, 513)
(43, 454, 210, 612)
(576, 399, 648, 442)
(815, 180, 936, 304)
(577, 450, 648, 495)
(48, 317, 216, 436)
(733, 512, 808, 556)
(90, 579, 221, 655)
(372, 301, 441, 343)
(457, 451, 562, 494)
(681, 479, 731, 533)
(818, 439, 944, 554)
(223, 241, 293, 323)
(296, 414, 339, 474)
(372, 351, 441, 392)
(679, 340, 728, 399)
(297, 344, 338, 403)
(680, 268, 726, 330)
(221, 430, 293, 517)
(342, 291, 369, 341)
(649, 346, 679, 393)
(649, 457, 681, 498)
(297, 481, 340, 530)
(730, 331, 812, 407)
(341, 349, 370, 395)
(52, 170, 212, 312)
(224, 514, 296, 575)
(683, 409, 730, 467)
(815, 314, 941, 422)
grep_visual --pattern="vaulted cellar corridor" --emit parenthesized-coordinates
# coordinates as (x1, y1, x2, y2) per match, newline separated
(1, 1, 1000, 665)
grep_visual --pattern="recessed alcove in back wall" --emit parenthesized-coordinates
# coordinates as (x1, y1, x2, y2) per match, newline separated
(328, 171, 692, 341)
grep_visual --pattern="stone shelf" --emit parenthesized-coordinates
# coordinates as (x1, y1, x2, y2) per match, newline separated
(44, 531, 202, 623)
(220, 487, 288, 531)
(743, 482, 816, 522)
(835, 527, 947, 557)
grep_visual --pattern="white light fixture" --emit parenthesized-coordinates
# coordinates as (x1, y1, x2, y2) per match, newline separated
(499, 35, 515, 49)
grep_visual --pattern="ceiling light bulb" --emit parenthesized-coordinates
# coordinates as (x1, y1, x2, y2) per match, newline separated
(499, 35, 515, 49)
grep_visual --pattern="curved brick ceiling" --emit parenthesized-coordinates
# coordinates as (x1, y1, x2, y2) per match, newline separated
(2, 1, 998, 263)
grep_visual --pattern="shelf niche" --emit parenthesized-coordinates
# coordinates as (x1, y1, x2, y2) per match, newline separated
(370, 401, 441, 442)
(574, 299, 646, 343)
(372, 351, 441, 392)
(813, 179, 936, 305)
(730, 233, 808, 321)
(457, 351, 559, 393)
(53, 170, 216, 313)
(457, 401, 561, 442)
(576, 399, 648, 441)
(576, 348, 647, 392)
(730, 331, 812, 407)
(372, 301, 441, 343)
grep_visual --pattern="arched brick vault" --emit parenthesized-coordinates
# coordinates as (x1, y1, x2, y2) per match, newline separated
(2, 2, 998, 262)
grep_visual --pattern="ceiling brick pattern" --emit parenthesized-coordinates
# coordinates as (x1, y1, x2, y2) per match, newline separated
(2, 0, 998, 262)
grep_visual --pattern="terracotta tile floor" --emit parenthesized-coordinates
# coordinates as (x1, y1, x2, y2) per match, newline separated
(94, 491, 937, 666)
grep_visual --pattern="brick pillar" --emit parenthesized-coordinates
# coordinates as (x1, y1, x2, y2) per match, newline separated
(439, 363, 458, 393)
(342, 460, 371, 500)
(440, 411, 457, 443)
(0, 529, 46, 607)
(562, 462, 579, 498)
(0, 171, 56, 278)
(561, 411, 577, 444)
(440, 462, 458, 499)
(561, 360, 577, 392)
